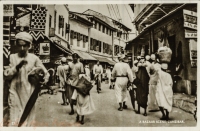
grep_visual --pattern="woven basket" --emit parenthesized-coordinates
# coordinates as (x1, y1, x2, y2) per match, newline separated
(158, 51, 172, 63)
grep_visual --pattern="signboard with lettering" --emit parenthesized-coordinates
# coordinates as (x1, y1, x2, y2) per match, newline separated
(40, 43, 50, 55)
(3, 5, 14, 16)
(188, 39, 197, 68)
(183, 9, 197, 17)
(183, 9, 197, 30)
(184, 22, 197, 30)
(39, 43, 50, 63)
(185, 32, 197, 38)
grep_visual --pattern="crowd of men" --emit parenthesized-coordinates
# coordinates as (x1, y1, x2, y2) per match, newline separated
(3, 31, 173, 127)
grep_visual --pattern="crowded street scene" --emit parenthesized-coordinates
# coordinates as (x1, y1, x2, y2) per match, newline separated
(3, 3, 197, 128)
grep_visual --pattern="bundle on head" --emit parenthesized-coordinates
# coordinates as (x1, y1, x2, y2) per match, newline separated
(157, 46, 172, 63)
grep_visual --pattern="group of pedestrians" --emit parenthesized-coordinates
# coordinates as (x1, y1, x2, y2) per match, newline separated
(3, 31, 174, 127)
(56, 53, 95, 125)
(113, 53, 173, 121)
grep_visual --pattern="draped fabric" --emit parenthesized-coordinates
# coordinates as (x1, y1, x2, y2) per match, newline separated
(4, 53, 49, 127)
(76, 72, 95, 116)
(134, 66, 150, 108)
(156, 70, 173, 112)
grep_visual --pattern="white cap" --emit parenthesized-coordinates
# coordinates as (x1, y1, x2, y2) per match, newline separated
(145, 55, 150, 60)
(66, 55, 73, 61)
(15, 32, 33, 44)
(161, 63, 168, 69)
(133, 60, 138, 64)
(151, 54, 156, 60)
(61, 57, 67, 63)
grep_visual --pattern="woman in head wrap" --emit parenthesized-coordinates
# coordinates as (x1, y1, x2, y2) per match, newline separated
(133, 57, 150, 116)
(4, 32, 50, 126)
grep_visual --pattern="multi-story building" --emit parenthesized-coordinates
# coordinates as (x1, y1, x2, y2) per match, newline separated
(69, 9, 131, 69)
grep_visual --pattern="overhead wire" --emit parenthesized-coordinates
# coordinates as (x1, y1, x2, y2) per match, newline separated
(124, 4, 133, 21)
(115, 4, 122, 22)
(110, 4, 119, 21)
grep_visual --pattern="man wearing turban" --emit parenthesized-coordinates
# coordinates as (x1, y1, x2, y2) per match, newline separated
(4, 32, 50, 126)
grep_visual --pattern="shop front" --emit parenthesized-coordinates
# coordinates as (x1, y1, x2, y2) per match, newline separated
(126, 4, 197, 96)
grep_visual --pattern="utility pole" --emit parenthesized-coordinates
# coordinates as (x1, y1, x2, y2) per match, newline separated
(112, 30, 114, 60)
(88, 26, 92, 53)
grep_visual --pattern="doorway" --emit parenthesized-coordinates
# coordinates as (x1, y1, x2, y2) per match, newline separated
(167, 35, 176, 77)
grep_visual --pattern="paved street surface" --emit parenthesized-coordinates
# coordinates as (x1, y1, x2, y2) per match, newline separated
(34, 82, 196, 127)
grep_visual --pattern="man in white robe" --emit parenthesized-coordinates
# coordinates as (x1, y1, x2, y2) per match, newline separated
(93, 61, 103, 93)
(150, 63, 173, 120)
(4, 32, 49, 127)
(112, 55, 133, 111)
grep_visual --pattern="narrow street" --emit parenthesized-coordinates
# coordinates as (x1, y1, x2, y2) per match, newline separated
(34, 82, 196, 127)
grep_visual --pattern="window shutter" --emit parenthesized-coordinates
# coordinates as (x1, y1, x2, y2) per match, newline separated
(90, 38, 93, 50)
(73, 31, 77, 39)
(70, 30, 74, 38)
(59, 15, 64, 28)
(66, 24, 70, 33)
(77, 33, 80, 41)
(86, 36, 88, 42)
(80, 34, 83, 41)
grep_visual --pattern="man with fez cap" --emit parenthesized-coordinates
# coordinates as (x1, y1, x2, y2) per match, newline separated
(56, 57, 70, 106)
(67, 53, 84, 115)
(4, 32, 50, 126)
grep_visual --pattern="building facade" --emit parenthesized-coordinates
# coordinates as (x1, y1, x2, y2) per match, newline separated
(126, 4, 197, 95)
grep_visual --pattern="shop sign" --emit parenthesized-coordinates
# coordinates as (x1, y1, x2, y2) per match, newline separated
(39, 43, 50, 63)
(183, 9, 197, 30)
(184, 22, 197, 30)
(183, 9, 197, 17)
(188, 39, 197, 68)
(185, 32, 197, 38)
(40, 43, 50, 55)
(55, 60, 61, 65)
(183, 14, 197, 24)
(3, 5, 14, 16)
(191, 60, 197, 68)
(41, 59, 50, 63)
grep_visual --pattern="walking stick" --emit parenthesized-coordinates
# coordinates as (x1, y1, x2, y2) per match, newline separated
(18, 68, 45, 127)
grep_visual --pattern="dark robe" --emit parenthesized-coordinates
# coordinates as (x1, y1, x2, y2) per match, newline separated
(133, 66, 150, 108)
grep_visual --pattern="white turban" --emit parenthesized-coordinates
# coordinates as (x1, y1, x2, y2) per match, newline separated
(61, 57, 67, 63)
(15, 32, 33, 44)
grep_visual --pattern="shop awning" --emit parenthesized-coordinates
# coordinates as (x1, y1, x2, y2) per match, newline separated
(53, 41, 73, 54)
(126, 4, 187, 50)
(92, 56, 116, 65)
(44, 35, 73, 54)
(73, 50, 97, 61)
(107, 58, 117, 65)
